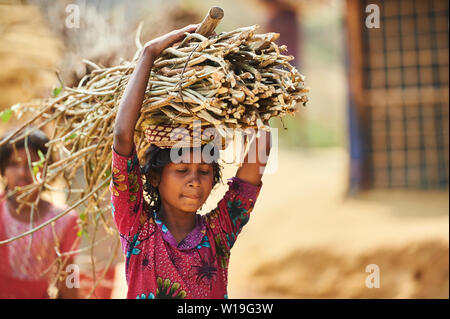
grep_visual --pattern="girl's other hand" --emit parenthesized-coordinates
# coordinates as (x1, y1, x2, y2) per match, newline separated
(143, 24, 199, 57)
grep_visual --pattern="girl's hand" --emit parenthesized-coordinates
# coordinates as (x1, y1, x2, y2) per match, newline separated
(236, 127, 272, 187)
(143, 24, 199, 57)
(113, 24, 199, 157)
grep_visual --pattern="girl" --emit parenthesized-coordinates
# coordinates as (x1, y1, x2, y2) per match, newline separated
(0, 128, 79, 298)
(111, 24, 271, 299)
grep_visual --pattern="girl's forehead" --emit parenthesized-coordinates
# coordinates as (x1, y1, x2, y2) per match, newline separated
(169, 159, 213, 166)
(169, 147, 218, 164)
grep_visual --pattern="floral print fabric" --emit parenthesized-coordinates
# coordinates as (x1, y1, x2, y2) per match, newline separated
(110, 145, 262, 299)
(0, 199, 79, 298)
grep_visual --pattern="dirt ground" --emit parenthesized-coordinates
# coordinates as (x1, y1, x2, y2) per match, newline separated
(111, 147, 449, 298)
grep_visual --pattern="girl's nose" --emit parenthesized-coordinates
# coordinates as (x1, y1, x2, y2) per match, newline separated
(18, 164, 28, 176)
(19, 164, 32, 180)
(187, 171, 201, 188)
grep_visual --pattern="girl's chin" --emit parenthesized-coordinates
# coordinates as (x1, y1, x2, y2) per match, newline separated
(179, 199, 204, 212)
(175, 207, 199, 214)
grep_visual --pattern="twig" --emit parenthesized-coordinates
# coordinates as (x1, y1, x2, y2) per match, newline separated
(85, 236, 120, 299)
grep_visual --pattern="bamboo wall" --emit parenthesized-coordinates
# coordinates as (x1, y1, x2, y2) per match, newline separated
(347, 0, 449, 189)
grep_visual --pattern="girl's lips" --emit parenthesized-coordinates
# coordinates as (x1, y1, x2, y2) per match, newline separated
(182, 194, 201, 200)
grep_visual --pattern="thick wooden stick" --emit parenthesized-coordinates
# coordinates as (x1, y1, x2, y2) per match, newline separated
(196, 7, 224, 37)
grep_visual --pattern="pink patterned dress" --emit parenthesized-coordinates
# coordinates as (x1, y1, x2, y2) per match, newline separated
(0, 197, 79, 298)
(110, 146, 262, 299)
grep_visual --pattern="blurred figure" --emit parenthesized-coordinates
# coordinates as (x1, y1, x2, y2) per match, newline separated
(0, 129, 79, 298)
(260, 0, 308, 147)
(261, 0, 301, 67)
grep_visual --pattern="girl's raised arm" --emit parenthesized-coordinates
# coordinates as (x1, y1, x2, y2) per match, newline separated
(236, 127, 272, 186)
(204, 127, 270, 250)
(113, 24, 199, 157)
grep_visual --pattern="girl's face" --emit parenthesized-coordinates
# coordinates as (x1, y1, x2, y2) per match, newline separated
(3, 147, 40, 199)
(155, 150, 214, 214)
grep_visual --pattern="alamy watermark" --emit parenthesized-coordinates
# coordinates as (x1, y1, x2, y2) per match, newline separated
(365, 264, 380, 288)
(158, 121, 278, 174)
(65, 264, 80, 288)
(365, 4, 380, 29)
(65, 4, 80, 29)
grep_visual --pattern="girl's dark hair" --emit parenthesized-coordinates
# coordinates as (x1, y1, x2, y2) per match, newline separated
(141, 143, 223, 215)
(0, 128, 50, 175)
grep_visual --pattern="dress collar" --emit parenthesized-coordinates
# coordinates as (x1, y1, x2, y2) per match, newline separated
(153, 212, 206, 250)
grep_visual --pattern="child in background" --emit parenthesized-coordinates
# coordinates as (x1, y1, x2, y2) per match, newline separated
(111, 24, 272, 299)
(0, 129, 79, 298)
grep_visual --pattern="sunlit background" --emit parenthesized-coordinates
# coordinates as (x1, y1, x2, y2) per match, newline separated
(0, 0, 448, 298)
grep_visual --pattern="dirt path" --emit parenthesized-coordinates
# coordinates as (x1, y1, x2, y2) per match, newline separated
(215, 148, 449, 298)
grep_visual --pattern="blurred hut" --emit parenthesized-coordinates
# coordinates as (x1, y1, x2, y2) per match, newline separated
(346, 0, 449, 192)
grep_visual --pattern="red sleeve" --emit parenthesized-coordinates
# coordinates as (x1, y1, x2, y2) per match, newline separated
(109, 144, 144, 237)
(205, 176, 262, 250)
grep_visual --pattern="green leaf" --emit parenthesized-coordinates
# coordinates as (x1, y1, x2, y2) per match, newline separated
(52, 86, 62, 97)
(103, 168, 112, 178)
(33, 161, 43, 168)
(37, 149, 45, 161)
(77, 229, 89, 239)
(32, 152, 45, 168)
(33, 166, 39, 176)
(79, 212, 86, 221)
(0, 109, 12, 123)
(65, 132, 77, 141)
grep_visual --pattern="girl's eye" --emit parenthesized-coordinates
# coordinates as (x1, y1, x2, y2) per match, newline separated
(176, 169, 188, 173)
(200, 170, 210, 175)
(8, 161, 20, 168)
